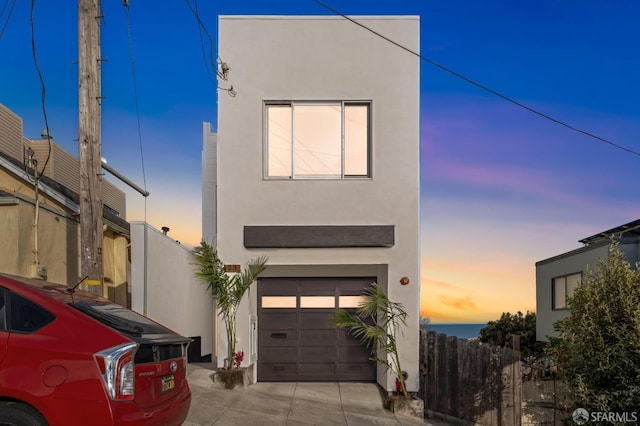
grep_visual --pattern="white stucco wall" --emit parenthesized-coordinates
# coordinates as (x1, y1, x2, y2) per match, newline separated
(210, 16, 420, 391)
(201, 124, 217, 243)
(130, 222, 214, 358)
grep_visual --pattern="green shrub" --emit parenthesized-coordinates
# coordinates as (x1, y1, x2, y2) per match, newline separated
(480, 311, 544, 359)
(552, 243, 640, 412)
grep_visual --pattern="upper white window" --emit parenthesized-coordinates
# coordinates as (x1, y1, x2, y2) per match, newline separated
(552, 272, 581, 310)
(265, 101, 371, 179)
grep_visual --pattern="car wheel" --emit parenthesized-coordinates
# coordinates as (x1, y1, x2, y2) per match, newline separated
(0, 401, 47, 426)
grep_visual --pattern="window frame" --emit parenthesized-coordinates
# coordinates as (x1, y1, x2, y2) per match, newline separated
(552, 272, 581, 310)
(0, 287, 6, 331)
(264, 100, 372, 180)
(5, 290, 56, 333)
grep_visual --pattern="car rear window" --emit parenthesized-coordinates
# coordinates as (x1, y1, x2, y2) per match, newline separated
(70, 301, 170, 336)
(70, 300, 189, 338)
(10, 291, 55, 333)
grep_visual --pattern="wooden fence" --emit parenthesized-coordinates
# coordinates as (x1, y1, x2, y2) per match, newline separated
(521, 379, 570, 425)
(419, 329, 522, 425)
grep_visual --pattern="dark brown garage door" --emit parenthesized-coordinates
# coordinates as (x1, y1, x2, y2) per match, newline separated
(257, 277, 376, 382)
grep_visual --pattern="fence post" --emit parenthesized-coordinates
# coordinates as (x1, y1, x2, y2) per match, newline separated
(419, 328, 427, 405)
(436, 333, 448, 414)
(448, 336, 459, 417)
(513, 337, 522, 425)
(425, 331, 437, 411)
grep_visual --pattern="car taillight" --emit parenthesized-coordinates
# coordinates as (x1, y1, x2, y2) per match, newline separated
(94, 342, 139, 401)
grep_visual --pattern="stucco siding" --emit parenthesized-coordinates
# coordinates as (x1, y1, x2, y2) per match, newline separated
(0, 204, 19, 272)
(201, 124, 216, 243)
(1, 155, 127, 288)
(213, 16, 420, 391)
(0, 180, 79, 285)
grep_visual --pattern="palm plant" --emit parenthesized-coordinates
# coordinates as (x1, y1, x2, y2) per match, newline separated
(330, 283, 409, 397)
(192, 240, 267, 368)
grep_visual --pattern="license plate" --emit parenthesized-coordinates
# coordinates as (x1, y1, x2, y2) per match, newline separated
(161, 375, 175, 393)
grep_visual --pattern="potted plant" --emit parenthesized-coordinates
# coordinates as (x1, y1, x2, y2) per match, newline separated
(192, 241, 267, 389)
(330, 283, 421, 416)
(213, 350, 246, 389)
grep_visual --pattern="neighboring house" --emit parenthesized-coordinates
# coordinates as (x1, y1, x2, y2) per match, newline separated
(0, 103, 129, 305)
(536, 219, 640, 341)
(202, 16, 420, 392)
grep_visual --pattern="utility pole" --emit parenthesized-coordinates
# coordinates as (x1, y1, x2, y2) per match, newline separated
(78, 0, 103, 295)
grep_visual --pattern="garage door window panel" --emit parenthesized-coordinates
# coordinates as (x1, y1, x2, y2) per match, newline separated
(261, 296, 297, 309)
(300, 296, 335, 308)
(339, 296, 366, 308)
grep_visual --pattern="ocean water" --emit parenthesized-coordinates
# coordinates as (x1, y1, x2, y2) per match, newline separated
(422, 323, 487, 339)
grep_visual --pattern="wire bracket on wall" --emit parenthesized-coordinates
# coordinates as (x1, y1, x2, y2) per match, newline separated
(218, 85, 236, 97)
(23, 146, 38, 183)
(217, 61, 230, 81)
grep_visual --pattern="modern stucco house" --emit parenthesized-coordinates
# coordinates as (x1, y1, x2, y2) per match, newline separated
(202, 15, 420, 392)
(0, 103, 130, 305)
(536, 219, 640, 341)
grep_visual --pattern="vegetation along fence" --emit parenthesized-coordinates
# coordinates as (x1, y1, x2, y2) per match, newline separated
(520, 358, 570, 426)
(419, 329, 522, 425)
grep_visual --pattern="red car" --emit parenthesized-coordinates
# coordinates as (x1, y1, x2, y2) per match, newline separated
(0, 273, 191, 425)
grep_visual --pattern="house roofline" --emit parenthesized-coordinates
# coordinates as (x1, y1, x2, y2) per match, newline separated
(0, 152, 79, 211)
(579, 218, 640, 245)
(219, 15, 420, 20)
(537, 218, 640, 266)
(535, 237, 639, 266)
(0, 151, 130, 235)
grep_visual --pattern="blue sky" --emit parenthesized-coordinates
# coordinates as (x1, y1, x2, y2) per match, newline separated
(1, 1, 638, 322)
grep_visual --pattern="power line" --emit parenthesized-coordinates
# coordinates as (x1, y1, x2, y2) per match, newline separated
(193, 0, 216, 89)
(184, 0, 229, 82)
(314, 0, 640, 158)
(123, 1, 148, 206)
(0, 0, 16, 40)
(0, 0, 10, 17)
(29, 0, 52, 179)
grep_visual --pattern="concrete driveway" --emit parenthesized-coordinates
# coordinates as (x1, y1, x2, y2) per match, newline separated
(184, 364, 447, 425)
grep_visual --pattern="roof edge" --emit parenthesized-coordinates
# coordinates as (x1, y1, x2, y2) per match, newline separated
(219, 15, 420, 20)
(535, 237, 638, 266)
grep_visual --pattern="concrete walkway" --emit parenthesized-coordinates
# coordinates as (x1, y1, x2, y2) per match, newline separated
(184, 364, 447, 425)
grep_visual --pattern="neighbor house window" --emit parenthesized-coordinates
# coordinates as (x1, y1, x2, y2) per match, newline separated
(552, 272, 581, 310)
(265, 101, 371, 179)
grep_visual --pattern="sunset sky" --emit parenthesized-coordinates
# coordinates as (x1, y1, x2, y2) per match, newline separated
(1, 1, 638, 323)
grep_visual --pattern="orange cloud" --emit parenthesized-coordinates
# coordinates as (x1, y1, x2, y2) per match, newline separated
(422, 277, 471, 292)
(421, 307, 487, 324)
(439, 295, 477, 311)
(420, 308, 451, 323)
